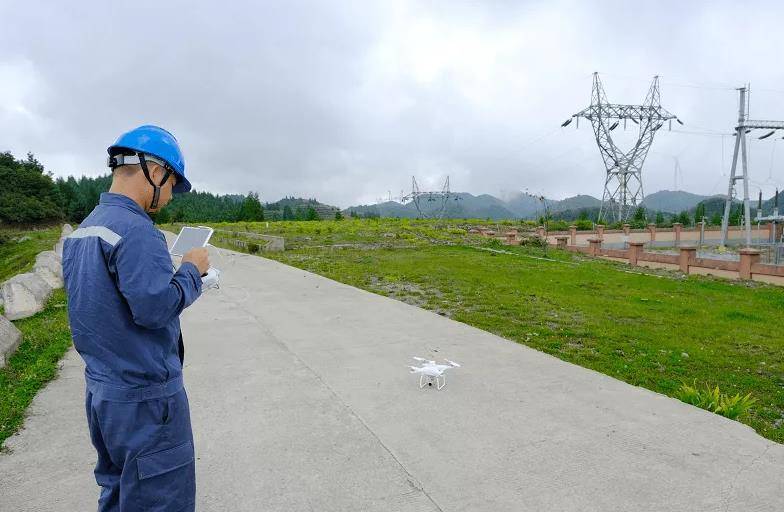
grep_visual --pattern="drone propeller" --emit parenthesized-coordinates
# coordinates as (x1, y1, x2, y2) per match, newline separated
(445, 359, 461, 367)
(412, 356, 435, 364)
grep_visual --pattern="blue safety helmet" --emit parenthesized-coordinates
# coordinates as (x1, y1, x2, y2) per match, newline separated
(107, 125, 191, 195)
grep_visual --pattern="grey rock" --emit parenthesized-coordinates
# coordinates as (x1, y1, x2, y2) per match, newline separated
(0, 315, 22, 368)
(33, 252, 63, 289)
(35, 251, 61, 270)
(61, 224, 74, 237)
(54, 239, 64, 259)
(1, 273, 53, 320)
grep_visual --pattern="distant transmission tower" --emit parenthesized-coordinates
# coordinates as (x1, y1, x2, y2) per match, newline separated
(400, 176, 459, 220)
(563, 72, 682, 222)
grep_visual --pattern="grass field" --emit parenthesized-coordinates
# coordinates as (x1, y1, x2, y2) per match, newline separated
(0, 227, 73, 449)
(0, 226, 62, 283)
(193, 218, 784, 443)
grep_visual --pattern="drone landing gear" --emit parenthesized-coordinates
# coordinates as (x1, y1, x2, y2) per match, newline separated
(419, 374, 446, 390)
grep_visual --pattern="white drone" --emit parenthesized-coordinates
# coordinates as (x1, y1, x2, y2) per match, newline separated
(408, 357, 461, 390)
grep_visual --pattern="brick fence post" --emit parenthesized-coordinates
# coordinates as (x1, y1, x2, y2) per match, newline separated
(628, 242, 644, 265)
(596, 224, 605, 239)
(678, 246, 696, 273)
(569, 225, 577, 246)
(673, 222, 682, 246)
(769, 222, 777, 243)
(587, 238, 602, 256)
(556, 236, 568, 249)
(623, 223, 631, 236)
(648, 223, 657, 243)
(739, 248, 761, 280)
(505, 231, 518, 245)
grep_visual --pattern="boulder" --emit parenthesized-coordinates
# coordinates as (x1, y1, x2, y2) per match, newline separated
(0, 315, 23, 369)
(54, 239, 64, 259)
(33, 252, 64, 289)
(35, 250, 61, 269)
(61, 224, 74, 237)
(1, 273, 53, 320)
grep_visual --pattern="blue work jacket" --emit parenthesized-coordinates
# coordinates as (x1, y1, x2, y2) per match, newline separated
(63, 193, 202, 387)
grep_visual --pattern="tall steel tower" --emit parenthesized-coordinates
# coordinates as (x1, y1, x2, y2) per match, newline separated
(563, 73, 681, 222)
(400, 176, 459, 220)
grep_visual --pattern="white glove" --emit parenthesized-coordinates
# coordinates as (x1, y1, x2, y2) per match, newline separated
(201, 267, 221, 290)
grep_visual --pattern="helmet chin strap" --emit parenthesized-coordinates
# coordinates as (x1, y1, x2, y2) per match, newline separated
(137, 153, 171, 211)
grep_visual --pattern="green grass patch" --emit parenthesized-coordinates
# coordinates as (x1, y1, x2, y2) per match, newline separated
(0, 226, 61, 283)
(162, 217, 533, 251)
(0, 289, 72, 449)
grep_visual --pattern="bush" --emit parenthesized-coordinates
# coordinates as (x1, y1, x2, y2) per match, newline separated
(519, 235, 547, 249)
(676, 381, 757, 420)
(247, 242, 260, 254)
(575, 220, 593, 231)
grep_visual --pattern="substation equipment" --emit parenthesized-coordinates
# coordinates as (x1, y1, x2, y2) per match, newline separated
(720, 86, 784, 259)
(563, 72, 682, 223)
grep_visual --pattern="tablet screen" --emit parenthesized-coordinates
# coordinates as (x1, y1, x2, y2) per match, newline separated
(170, 226, 213, 256)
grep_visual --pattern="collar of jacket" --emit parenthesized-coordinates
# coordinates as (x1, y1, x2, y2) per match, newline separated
(99, 192, 152, 220)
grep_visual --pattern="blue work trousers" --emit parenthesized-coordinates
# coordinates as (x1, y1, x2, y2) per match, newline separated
(85, 378, 196, 511)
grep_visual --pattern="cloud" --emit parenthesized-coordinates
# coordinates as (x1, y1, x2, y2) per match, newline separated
(2, 0, 784, 207)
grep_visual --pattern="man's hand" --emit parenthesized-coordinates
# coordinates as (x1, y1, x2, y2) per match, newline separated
(182, 247, 210, 276)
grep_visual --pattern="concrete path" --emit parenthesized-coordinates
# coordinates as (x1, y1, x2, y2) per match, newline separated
(1, 244, 783, 511)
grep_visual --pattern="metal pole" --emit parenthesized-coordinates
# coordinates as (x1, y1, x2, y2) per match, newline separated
(740, 130, 752, 246)
(720, 87, 746, 247)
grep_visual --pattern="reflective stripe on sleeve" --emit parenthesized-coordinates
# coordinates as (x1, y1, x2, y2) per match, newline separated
(67, 226, 122, 246)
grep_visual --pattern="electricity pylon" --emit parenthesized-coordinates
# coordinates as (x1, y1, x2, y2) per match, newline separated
(563, 72, 681, 222)
(400, 176, 459, 219)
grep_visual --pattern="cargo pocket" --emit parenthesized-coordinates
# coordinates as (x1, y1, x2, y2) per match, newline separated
(137, 441, 195, 511)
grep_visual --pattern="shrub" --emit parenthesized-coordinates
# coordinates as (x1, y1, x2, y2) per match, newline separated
(519, 235, 547, 249)
(676, 381, 757, 420)
(247, 242, 260, 254)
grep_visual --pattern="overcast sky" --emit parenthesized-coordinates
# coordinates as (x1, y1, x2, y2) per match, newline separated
(3, 0, 784, 207)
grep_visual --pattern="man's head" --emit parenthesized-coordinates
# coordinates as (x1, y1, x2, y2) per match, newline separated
(106, 125, 191, 213)
(110, 161, 178, 213)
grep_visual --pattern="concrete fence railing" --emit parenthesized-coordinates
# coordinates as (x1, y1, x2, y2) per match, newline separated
(553, 238, 784, 286)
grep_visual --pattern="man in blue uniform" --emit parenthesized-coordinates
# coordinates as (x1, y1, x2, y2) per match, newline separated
(62, 125, 209, 511)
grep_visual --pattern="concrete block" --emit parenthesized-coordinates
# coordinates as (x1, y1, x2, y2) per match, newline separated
(1, 273, 53, 320)
(739, 248, 761, 280)
(0, 314, 22, 368)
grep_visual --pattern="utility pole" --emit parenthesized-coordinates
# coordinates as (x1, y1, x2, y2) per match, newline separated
(720, 86, 784, 246)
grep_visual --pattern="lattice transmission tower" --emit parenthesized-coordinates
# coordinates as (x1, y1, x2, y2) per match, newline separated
(563, 72, 682, 222)
(400, 176, 459, 219)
